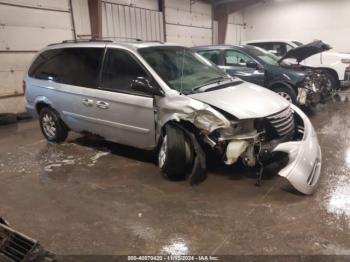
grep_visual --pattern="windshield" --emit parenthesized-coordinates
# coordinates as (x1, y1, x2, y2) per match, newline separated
(244, 46, 280, 66)
(292, 41, 303, 47)
(138, 46, 229, 94)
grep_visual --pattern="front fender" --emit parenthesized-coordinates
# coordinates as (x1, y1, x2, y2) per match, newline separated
(155, 94, 230, 142)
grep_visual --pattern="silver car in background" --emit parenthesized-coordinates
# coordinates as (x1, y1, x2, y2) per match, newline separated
(24, 40, 321, 195)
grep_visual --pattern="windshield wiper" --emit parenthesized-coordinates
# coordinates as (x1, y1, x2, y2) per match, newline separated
(193, 76, 232, 91)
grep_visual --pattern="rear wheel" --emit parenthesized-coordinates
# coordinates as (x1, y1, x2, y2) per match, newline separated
(158, 125, 191, 181)
(273, 86, 297, 104)
(39, 107, 68, 143)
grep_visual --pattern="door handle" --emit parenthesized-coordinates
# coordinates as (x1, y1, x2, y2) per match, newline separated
(82, 98, 93, 107)
(96, 101, 109, 109)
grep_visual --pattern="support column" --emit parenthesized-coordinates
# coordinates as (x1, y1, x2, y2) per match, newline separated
(217, 13, 228, 44)
(88, 0, 102, 39)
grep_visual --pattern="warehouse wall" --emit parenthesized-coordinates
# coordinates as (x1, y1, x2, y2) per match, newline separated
(102, 0, 164, 41)
(225, 11, 245, 45)
(0, 0, 214, 114)
(241, 0, 350, 52)
(101, 0, 158, 10)
(0, 0, 88, 114)
(164, 0, 212, 46)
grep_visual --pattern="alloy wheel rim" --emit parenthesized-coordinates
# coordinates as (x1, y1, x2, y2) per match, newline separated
(42, 113, 56, 139)
(158, 136, 167, 168)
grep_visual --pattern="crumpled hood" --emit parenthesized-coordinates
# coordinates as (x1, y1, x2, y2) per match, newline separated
(189, 82, 290, 119)
(279, 40, 331, 63)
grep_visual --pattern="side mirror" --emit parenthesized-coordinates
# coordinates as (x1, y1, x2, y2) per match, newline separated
(130, 77, 163, 96)
(246, 61, 258, 69)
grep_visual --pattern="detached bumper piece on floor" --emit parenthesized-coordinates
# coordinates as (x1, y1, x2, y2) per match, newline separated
(0, 217, 55, 262)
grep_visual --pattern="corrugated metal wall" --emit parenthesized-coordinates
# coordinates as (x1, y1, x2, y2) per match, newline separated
(164, 0, 212, 46)
(102, 1, 164, 41)
(226, 12, 245, 45)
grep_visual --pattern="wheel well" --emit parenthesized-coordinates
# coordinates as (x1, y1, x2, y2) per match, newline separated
(157, 120, 200, 148)
(161, 120, 199, 136)
(270, 82, 294, 91)
(317, 68, 339, 80)
(35, 102, 50, 114)
(317, 68, 340, 88)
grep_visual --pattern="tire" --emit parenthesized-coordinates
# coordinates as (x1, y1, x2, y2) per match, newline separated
(0, 113, 17, 125)
(39, 107, 68, 143)
(273, 86, 297, 104)
(321, 71, 338, 94)
(158, 125, 189, 181)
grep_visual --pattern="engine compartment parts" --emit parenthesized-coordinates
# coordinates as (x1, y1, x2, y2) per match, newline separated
(0, 217, 55, 262)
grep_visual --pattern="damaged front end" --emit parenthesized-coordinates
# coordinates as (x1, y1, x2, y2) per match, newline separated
(157, 93, 321, 195)
(209, 105, 321, 195)
(296, 69, 335, 106)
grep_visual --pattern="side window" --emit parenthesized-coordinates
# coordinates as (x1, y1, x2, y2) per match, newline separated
(28, 48, 103, 88)
(224, 50, 253, 66)
(198, 50, 220, 65)
(286, 44, 294, 52)
(100, 49, 149, 95)
(271, 42, 287, 57)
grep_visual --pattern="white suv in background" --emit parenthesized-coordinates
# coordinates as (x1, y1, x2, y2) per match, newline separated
(244, 39, 350, 89)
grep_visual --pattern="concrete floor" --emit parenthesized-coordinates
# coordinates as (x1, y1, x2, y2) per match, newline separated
(1, 94, 350, 256)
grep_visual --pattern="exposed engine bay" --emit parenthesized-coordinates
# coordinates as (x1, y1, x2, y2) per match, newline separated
(284, 64, 335, 106)
(206, 106, 297, 170)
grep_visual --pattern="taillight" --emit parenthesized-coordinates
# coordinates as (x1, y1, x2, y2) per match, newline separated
(22, 80, 26, 94)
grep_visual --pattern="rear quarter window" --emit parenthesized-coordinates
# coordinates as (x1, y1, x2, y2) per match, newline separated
(28, 47, 103, 88)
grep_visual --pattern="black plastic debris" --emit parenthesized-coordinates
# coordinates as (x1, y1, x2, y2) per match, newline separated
(0, 217, 55, 262)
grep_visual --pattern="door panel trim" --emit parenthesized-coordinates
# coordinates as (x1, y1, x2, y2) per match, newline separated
(62, 111, 151, 134)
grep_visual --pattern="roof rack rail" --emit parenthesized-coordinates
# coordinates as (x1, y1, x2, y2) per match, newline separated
(62, 39, 113, 43)
(47, 37, 164, 47)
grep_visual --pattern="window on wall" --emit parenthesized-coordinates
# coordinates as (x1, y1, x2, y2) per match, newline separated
(28, 48, 103, 88)
(224, 50, 253, 66)
(197, 50, 221, 65)
(100, 49, 149, 95)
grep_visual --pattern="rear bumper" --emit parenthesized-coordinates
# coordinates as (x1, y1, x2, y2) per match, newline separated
(272, 105, 321, 195)
(26, 104, 38, 119)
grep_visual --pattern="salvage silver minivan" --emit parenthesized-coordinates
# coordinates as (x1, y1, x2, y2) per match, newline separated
(24, 40, 321, 195)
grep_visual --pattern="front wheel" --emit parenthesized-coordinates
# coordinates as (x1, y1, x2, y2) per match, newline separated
(39, 107, 68, 143)
(273, 86, 297, 104)
(320, 72, 338, 97)
(158, 125, 192, 181)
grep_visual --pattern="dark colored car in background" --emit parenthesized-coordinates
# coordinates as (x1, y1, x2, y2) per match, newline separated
(192, 45, 327, 106)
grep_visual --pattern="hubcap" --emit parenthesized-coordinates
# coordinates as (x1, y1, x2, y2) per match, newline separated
(42, 113, 56, 139)
(278, 91, 292, 102)
(158, 136, 167, 168)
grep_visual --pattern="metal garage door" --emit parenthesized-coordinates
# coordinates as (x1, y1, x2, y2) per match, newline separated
(102, 1, 164, 42)
(164, 0, 213, 46)
(0, 0, 75, 99)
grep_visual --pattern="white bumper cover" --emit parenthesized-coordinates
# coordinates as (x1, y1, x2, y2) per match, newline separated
(273, 105, 322, 195)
